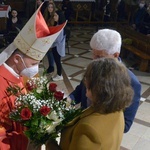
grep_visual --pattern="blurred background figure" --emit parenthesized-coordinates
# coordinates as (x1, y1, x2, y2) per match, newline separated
(117, 0, 126, 21)
(7, 9, 22, 43)
(132, 0, 147, 31)
(43, 2, 66, 81)
(103, 0, 111, 22)
(0, 0, 4, 5)
(35, 0, 44, 10)
(62, 0, 73, 21)
(139, 2, 150, 35)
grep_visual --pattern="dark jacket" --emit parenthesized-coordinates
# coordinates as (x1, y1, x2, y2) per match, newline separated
(7, 17, 22, 32)
(62, 0, 73, 20)
(139, 12, 150, 34)
(133, 7, 147, 30)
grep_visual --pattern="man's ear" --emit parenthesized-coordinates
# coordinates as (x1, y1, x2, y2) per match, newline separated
(113, 52, 120, 58)
(14, 54, 21, 64)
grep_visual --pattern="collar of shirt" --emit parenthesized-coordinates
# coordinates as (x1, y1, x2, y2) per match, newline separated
(3, 63, 20, 78)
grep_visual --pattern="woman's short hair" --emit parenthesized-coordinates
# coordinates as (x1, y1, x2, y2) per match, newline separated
(84, 57, 133, 114)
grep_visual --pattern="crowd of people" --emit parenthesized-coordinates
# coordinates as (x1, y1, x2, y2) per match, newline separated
(0, 0, 143, 150)
(102, 0, 150, 36)
(3, 0, 150, 37)
(4, 0, 150, 78)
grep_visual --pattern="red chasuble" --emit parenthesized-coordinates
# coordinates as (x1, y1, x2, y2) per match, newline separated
(0, 65, 28, 150)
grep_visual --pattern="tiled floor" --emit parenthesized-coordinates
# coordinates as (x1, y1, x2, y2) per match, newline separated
(42, 25, 150, 150)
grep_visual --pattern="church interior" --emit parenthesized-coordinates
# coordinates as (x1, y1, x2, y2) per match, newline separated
(0, 0, 150, 150)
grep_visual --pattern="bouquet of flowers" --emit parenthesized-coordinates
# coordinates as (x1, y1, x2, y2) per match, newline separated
(8, 76, 81, 145)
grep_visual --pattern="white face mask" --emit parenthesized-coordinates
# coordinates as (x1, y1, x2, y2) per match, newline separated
(19, 56, 39, 78)
(21, 65, 39, 78)
(139, 3, 145, 8)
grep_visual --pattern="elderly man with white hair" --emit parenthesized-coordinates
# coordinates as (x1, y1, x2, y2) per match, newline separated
(70, 29, 141, 133)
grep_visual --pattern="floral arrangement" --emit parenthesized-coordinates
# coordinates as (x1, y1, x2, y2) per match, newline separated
(8, 76, 81, 145)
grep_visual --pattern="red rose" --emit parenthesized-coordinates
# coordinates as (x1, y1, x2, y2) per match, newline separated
(26, 82, 37, 91)
(21, 108, 32, 120)
(54, 91, 64, 101)
(49, 83, 57, 92)
(40, 106, 51, 116)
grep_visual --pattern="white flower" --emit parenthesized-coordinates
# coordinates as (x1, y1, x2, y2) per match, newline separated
(36, 88, 43, 94)
(58, 111, 64, 119)
(47, 111, 60, 121)
(45, 120, 62, 134)
(45, 124, 55, 134)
